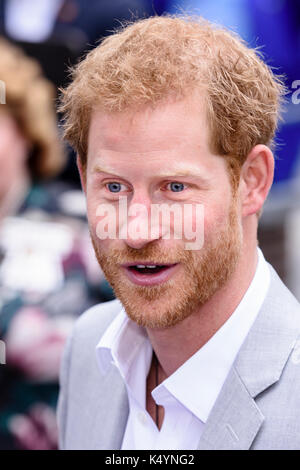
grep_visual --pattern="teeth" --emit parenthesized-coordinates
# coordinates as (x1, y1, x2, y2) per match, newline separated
(135, 264, 157, 268)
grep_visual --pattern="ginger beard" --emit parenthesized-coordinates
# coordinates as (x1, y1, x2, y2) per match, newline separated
(91, 194, 243, 329)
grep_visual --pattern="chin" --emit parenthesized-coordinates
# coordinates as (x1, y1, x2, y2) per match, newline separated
(117, 289, 199, 329)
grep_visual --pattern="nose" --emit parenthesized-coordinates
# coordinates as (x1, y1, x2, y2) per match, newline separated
(121, 194, 161, 250)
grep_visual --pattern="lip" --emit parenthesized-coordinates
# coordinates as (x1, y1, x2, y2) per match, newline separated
(121, 263, 179, 286)
(121, 262, 175, 268)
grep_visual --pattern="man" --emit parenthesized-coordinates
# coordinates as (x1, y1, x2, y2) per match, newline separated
(57, 15, 300, 450)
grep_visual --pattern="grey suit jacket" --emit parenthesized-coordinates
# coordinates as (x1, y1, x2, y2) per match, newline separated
(57, 264, 300, 450)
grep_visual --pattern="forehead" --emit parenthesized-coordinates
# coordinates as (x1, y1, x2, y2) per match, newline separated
(87, 95, 211, 156)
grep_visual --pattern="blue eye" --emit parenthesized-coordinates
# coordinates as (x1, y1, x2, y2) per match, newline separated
(168, 182, 186, 192)
(107, 182, 122, 193)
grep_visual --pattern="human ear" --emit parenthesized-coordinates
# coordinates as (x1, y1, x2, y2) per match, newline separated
(239, 144, 274, 217)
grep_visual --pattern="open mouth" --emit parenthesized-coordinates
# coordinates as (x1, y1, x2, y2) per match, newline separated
(128, 265, 171, 274)
(122, 263, 179, 286)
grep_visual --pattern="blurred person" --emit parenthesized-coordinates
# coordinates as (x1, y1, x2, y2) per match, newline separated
(0, 38, 113, 450)
(0, 37, 63, 220)
(57, 15, 300, 450)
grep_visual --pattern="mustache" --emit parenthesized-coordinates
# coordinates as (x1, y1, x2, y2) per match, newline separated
(102, 247, 185, 265)
(90, 236, 191, 265)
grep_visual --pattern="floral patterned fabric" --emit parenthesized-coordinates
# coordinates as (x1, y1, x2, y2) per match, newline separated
(0, 182, 114, 449)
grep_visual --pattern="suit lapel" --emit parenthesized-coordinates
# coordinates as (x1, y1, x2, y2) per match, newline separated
(197, 367, 264, 450)
(197, 264, 300, 450)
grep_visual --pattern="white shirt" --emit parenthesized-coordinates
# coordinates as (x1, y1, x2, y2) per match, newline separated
(96, 247, 271, 450)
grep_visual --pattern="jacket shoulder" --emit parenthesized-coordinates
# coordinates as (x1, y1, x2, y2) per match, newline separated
(73, 298, 123, 345)
(57, 298, 126, 449)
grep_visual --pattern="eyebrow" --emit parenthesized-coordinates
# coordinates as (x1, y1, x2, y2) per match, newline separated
(92, 165, 122, 176)
(92, 164, 209, 181)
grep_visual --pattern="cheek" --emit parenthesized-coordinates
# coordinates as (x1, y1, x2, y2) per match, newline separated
(86, 194, 121, 251)
(86, 185, 105, 231)
(202, 198, 232, 238)
(86, 198, 98, 233)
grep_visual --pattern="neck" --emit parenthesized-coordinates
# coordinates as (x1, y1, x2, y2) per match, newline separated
(146, 237, 258, 378)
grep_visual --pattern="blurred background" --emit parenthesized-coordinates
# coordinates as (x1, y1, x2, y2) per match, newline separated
(0, 0, 299, 450)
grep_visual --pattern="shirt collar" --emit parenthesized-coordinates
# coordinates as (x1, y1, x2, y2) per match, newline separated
(96, 307, 151, 379)
(96, 306, 153, 409)
(96, 247, 270, 422)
